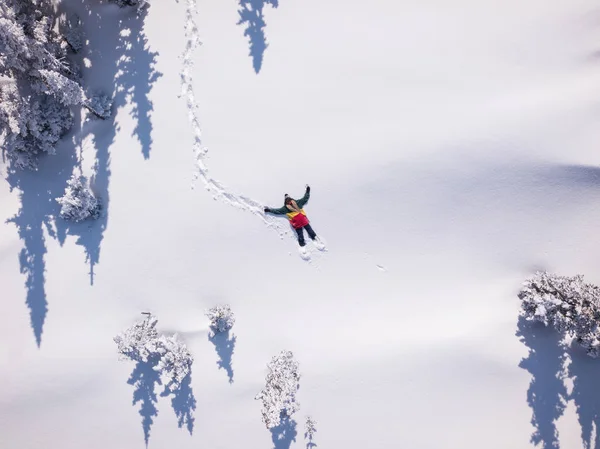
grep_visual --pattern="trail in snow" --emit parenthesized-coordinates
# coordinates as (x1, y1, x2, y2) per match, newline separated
(180, 0, 288, 239)
(180, 0, 326, 263)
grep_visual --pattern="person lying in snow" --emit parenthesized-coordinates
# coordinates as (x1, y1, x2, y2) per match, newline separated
(264, 185, 319, 247)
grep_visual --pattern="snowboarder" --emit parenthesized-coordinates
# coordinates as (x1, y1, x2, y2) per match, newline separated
(264, 185, 319, 247)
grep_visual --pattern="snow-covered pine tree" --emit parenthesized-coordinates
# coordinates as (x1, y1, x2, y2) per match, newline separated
(0, 0, 76, 168)
(255, 350, 301, 429)
(0, 0, 112, 169)
(155, 334, 193, 389)
(205, 304, 235, 336)
(56, 174, 101, 222)
(0, 84, 73, 169)
(518, 271, 600, 357)
(114, 313, 194, 388)
(114, 313, 161, 362)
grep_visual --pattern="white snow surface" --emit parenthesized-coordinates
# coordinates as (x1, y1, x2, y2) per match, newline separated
(3, 0, 600, 448)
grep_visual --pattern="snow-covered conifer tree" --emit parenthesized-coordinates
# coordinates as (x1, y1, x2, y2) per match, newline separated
(0, 84, 73, 169)
(114, 313, 161, 362)
(206, 304, 235, 336)
(114, 313, 194, 387)
(0, 0, 80, 168)
(154, 334, 193, 389)
(0, 0, 112, 169)
(56, 174, 101, 222)
(519, 271, 600, 357)
(255, 350, 300, 429)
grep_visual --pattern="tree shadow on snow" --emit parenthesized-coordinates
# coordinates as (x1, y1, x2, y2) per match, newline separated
(305, 430, 317, 449)
(237, 0, 279, 73)
(127, 358, 197, 445)
(128, 358, 162, 446)
(517, 317, 567, 449)
(270, 416, 297, 449)
(4, 124, 78, 347)
(161, 374, 197, 435)
(568, 346, 600, 449)
(57, 1, 162, 285)
(518, 315, 600, 449)
(209, 330, 236, 383)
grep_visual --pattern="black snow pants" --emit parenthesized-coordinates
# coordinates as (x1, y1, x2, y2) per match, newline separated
(295, 224, 317, 247)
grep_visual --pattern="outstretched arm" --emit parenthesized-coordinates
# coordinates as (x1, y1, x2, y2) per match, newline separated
(296, 185, 311, 208)
(264, 205, 288, 215)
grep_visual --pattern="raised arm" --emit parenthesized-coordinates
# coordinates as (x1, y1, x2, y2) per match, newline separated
(264, 205, 288, 215)
(295, 185, 311, 208)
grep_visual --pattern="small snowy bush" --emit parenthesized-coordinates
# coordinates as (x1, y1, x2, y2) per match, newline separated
(206, 304, 235, 336)
(255, 350, 300, 429)
(114, 313, 194, 388)
(519, 271, 600, 357)
(305, 416, 317, 440)
(114, 312, 160, 362)
(56, 174, 101, 222)
(154, 334, 193, 389)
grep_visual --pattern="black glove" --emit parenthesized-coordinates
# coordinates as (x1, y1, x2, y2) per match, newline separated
(264, 207, 270, 213)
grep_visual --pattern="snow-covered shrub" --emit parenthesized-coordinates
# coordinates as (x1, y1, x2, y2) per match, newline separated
(114, 313, 194, 387)
(305, 416, 317, 442)
(85, 92, 113, 119)
(206, 304, 235, 336)
(519, 271, 600, 357)
(255, 350, 301, 429)
(114, 313, 160, 362)
(56, 174, 101, 222)
(155, 334, 193, 389)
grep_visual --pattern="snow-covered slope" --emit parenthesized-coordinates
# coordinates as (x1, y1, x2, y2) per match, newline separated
(2, 0, 600, 448)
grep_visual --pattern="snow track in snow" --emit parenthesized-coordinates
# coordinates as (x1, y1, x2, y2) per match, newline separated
(180, 0, 290, 242)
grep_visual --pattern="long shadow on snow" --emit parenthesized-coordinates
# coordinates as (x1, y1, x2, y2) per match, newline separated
(517, 317, 567, 449)
(127, 359, 196, 445)
(568, 346, 600, 449)
(237, 0, 279, 73)
(128, 358, 162, 446)
(5, 141, 77, 347)
(305, 425, 317, 449)
(61, 1, 162, 284)
(161, 374, 197, 435)
(209, 330, 236, 383)
(270, 416, 297, 449)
